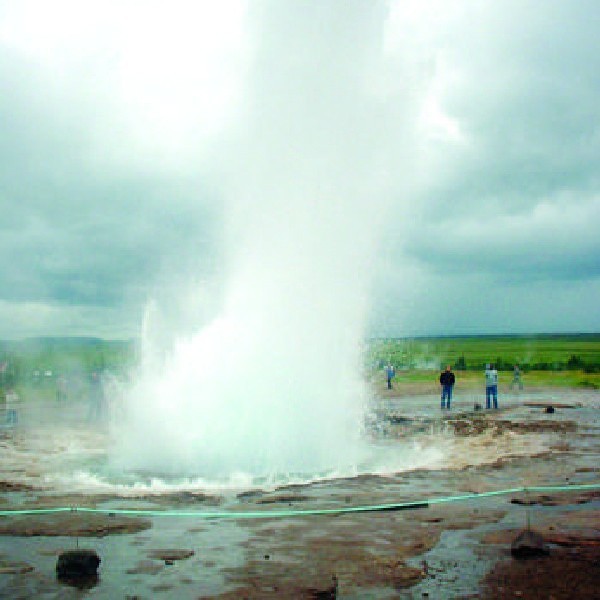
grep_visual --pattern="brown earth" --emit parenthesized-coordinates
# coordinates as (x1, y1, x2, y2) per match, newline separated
(0, 512, 151, 537)
(208, 505, 509, 598)
(480, 507, 600, 599)
(482, 542, 600, 599)
(0, 390, 598, 598)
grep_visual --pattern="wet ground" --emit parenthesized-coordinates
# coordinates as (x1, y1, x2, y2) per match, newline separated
(0, 389, 599, 598)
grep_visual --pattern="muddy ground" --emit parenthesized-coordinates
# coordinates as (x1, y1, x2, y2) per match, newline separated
(0, 390, 598, 598)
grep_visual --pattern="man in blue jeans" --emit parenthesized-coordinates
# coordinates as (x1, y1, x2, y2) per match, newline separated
(4, 389, 19, 425)
(439, 365, 455, 409)
(385, 363, 395, 390)
(485, 363, 498, 409)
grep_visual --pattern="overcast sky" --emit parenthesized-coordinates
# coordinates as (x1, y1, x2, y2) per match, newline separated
(0, 0, 598, 340)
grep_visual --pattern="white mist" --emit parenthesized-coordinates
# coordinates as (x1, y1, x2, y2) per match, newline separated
(111, 1, 418, 482)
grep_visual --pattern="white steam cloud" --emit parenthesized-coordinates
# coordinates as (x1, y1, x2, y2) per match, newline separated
(110, 1, 424, 480)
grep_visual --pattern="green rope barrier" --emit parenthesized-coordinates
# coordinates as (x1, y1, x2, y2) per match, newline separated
(0, 507, 73, 516)
(0, 483, 598, 520)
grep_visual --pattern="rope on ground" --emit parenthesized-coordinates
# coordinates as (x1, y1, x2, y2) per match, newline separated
(0, 483, 598, 520)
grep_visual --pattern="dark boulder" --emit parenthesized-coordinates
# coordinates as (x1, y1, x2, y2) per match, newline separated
(56, 549, 100, 583)
(511, 529, 549, 558)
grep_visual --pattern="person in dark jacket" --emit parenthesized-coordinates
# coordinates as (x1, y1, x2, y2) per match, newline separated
(385, 364, 396, 390)
(439, 365, 455, 409)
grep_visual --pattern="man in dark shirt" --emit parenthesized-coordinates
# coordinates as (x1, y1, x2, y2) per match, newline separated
(439, 365, 456, 409)
(385, 364, 395, 390)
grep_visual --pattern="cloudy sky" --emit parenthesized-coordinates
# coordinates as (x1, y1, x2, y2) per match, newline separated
(0, 0, 598, 340)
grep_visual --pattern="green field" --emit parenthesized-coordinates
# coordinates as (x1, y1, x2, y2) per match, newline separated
(368, 334, 600, 372)
(0, 337, 136, 400)
(1, 334, 599, 399)
(370, 366, 599, 392)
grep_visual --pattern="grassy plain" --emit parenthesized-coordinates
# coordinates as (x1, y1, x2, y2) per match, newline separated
(368, 334, 600, 371)
(367, 334, 600, 394)
(370, 367, 600, 398)
(0, 337, 135, 401)
(1, 335, 599, 401)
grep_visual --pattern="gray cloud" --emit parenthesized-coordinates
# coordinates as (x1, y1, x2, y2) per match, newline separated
(0, 34, 221, 319)
(402, 192, 600, 281)
(0, 0, 599, 338)
(411, 0, 599, 205)
(384, 0, 600, 301)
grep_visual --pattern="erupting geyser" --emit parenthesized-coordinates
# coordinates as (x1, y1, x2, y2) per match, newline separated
(111, 1, 417, 484)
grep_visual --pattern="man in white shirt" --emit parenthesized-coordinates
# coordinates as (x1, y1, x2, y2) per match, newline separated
(485, 364, 498, 409)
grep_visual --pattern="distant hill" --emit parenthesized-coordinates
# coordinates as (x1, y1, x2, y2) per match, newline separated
(368, 333, 600, 342)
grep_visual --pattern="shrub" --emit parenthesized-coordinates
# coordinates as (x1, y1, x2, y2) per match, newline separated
(454, 355, 467, 371)
(567, 355, 585, 370)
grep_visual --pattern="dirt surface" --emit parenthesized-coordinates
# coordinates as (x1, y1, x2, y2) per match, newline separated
(482, 541, 600, 599)
(0, 389, 598, 598)
(478, 505, 600, 599)
(211, 505, 509, 598)
(0, 513, 152, 537)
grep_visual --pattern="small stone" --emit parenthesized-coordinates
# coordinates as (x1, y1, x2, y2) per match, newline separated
(511, 529, 549, 558)
(147, 549, 194, 561)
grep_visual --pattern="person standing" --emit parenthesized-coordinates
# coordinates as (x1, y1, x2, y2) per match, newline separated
(56, 375, 68, 402)
(510, 364, 523, 390)
(485, 363, 498, 409)
(4, 388, 19, 426)
(88, 371, 105, 421)
(385, 364, 395, 390)
(439, 365, 455, 409)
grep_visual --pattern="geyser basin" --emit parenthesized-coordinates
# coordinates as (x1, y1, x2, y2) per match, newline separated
(2, 391, 599, 600)
(2, 391, 581, 496)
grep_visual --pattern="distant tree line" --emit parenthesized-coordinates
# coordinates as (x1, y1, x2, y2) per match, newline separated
(450, 354, 600, 373)
(372, 353, 600, 373)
